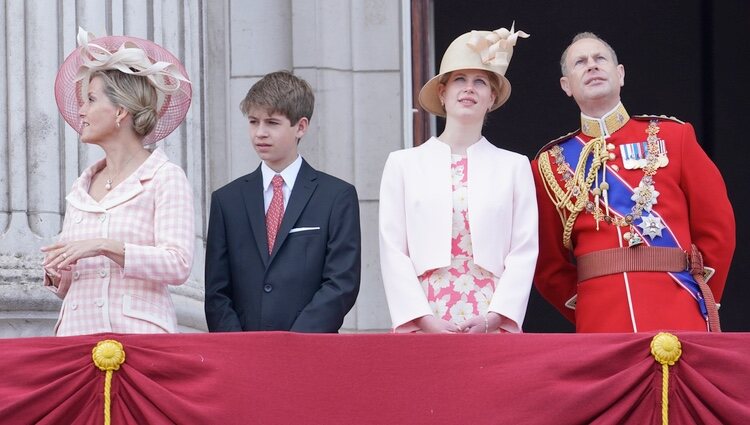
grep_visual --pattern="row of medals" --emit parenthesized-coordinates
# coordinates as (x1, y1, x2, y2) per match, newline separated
(589, 125, 668, 247)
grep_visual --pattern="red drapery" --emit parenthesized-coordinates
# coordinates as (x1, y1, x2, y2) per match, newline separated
(1, 332, 748, 424)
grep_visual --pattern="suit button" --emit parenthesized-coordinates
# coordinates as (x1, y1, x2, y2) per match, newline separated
(263, 284, 273, 293)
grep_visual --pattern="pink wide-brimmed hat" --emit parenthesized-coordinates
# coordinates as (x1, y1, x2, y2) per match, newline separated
(418, 23, 529, 117)
(55, 27, 192, 144)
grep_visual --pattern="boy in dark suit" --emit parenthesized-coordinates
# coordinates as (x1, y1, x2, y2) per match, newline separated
(205, 71, 361, 332)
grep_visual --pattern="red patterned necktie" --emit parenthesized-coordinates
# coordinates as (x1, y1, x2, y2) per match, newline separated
(266, 174, 285, 254)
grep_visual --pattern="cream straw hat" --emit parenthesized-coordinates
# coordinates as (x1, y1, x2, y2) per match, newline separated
(418, 23, 529, 117)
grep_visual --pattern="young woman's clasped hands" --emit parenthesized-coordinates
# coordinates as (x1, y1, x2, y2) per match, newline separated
(415, 313, 507, 333)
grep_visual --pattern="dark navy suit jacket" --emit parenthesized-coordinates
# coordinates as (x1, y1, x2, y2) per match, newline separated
(205, 160, 361, 332)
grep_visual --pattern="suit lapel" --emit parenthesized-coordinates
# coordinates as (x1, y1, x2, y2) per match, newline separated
(241, 166, 271, 267)
(269, 160, 318, 262)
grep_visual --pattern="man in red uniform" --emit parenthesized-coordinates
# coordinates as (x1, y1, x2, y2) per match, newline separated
(532, 32, 735, 332)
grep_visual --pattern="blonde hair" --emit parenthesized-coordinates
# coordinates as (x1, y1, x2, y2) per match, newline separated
(93, 69, 159, 138)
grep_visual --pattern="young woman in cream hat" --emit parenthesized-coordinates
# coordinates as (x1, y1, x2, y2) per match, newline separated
(379, 24, 538, 333)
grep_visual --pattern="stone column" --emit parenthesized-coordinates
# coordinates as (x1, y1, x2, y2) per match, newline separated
(0, 0, 207, 336)
(350, 0, 404, 331)
(0, 0, 65, 337)
(288, 0, 401, 331)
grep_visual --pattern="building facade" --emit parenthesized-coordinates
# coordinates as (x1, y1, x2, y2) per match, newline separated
(0, 0, 408, 336)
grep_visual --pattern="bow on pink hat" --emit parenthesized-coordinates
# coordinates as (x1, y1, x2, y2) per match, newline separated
(55, 27, 192, 144)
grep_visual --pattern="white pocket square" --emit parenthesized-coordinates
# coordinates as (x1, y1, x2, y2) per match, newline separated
(289, 226, 321, 233)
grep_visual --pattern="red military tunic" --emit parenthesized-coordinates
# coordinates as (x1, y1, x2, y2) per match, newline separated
(532, 103, 735, 332)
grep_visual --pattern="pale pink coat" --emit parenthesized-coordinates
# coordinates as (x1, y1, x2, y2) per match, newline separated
(44, 147, 194, 336)
(379, 137, 538, 332)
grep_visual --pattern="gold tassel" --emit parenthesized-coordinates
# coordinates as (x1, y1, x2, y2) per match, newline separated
(650, 333, 682, 425)
(92, 340, 126, 425)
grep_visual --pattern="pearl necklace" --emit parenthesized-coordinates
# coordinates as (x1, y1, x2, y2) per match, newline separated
(104, 154, 137, 190)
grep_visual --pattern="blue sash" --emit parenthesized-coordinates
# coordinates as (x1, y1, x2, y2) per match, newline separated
(558, 136, 707, 317)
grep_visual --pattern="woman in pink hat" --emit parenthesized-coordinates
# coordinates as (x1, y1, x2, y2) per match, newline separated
(379, 24, 538, 333)
(41, 28, 194, 336)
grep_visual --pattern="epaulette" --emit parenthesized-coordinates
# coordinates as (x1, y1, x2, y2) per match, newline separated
(632, 114, 685, 124)
(534, 129, 579, 159)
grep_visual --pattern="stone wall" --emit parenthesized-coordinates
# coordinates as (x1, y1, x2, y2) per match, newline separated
(0, 0, 402, 337)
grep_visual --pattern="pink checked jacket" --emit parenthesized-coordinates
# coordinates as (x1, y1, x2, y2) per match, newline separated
(44, 148, 194, 336)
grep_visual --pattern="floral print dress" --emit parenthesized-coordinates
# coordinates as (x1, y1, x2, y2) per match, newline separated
(418, 155, 496, 324)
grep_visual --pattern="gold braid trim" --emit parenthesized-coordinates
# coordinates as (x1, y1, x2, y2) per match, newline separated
(538, 152, 571, 224)
(538, 137, 607, 249)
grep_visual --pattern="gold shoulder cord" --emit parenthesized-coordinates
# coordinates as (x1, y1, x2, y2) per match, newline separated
(538, 152, 571, 223)
(538, 137, 608, 249)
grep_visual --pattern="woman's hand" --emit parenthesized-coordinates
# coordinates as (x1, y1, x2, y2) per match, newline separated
(41, 238, 110, 272)
(457, 312, 505, 333)
(414, 315, 461, 333)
